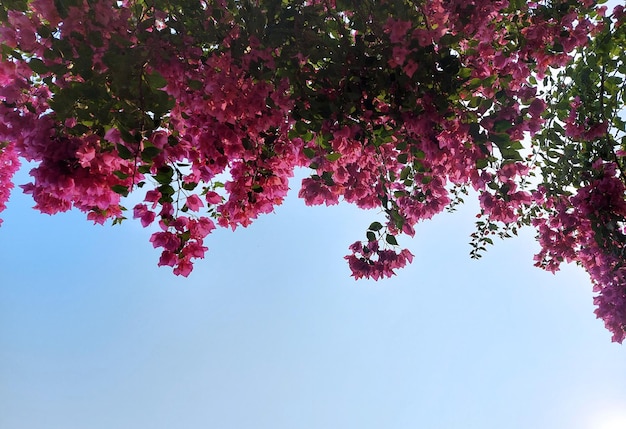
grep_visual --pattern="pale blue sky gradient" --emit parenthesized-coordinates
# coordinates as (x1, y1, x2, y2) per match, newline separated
(1, 165, 625, 429)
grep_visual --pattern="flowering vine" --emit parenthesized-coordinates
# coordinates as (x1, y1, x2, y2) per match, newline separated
(1, 0, 625, 342)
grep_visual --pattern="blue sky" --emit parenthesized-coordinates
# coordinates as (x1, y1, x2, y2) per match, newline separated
(1, 164, 625, 429)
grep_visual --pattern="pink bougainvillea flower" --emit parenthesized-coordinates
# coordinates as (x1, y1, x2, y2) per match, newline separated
(185, 194, 204, 212)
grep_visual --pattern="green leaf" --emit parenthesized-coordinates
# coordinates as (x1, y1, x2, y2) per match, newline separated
(476, 158, 488, 169)
(368, 221, 383, 231)
(366, 231, 376, 242)
(321, 171, 334, 186)
(188, 79, 203, 90)
(158, 184, 175, 197)
(146, 71, 168, 89)
(490, 132, 512, 146)
(303, 147, 316, 158)
(141, 146, 161, 162)
(111, 184, 129, 197)
(28, 58, 48, 74)
(385, 234, 398, 246)
(113, 171, 129, 180)
(87, 31, 104, 48)
(295, 121, 309, 135)
(116, 143, 134, 160)
(325, 152, 341, 161)
(155, 166, 174, 184)
(493, 120, 512, 133)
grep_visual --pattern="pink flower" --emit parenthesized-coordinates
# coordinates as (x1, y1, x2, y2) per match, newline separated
(185, 194, 204, 211)
(386, 18, 413, 43)
(182, 241, 208, 258)
(403, 60, 418, 78)
(298, 178, 339, 206)
(133, 204, 156, 227)
(104, 128, 123, 144)
(205, 191, 222, 204)
(76, 144, 96, 167)
(528, 98, 546, 118)
(173, 258, 194, 277)
(150, 131, 169, 149)
(190, 217, 216, 237)
(150, 231, 181, 252)
(389, 46, 411, 68)
(411, 28, 431, 47)
(158, 250, 178, 267)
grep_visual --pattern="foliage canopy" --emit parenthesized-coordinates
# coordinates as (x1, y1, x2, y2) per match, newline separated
(1, 0, 625, 341)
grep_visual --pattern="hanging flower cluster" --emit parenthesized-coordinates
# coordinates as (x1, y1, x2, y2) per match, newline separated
(1, 0, 625, 342)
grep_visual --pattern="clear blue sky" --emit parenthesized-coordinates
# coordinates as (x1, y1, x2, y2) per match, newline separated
(1, 164, 625, 429)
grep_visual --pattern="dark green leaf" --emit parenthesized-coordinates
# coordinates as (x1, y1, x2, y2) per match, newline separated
(111, 184, 129, 196)
(155, 166, 174, 184)
(368, 221, 383, 231)
(303, 147, 316, 158)
(146, 71, 168, 89)
(28, 58, 48, 74)
(141, 146, 161, 162)
(476, 158, 488, 169)
(385, 234, 398, 246)
(116, 144, 134, 160)
(113, 171, 129, 180)
(188, 79, 203, 90)
(494, 120, 512, 133)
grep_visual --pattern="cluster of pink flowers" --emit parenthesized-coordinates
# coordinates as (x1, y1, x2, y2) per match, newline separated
(21, 133, 137, 223)
(0, 142, 19, 225)
(478, 163, 533, 224)
(345, 240, 414, 281)
(565, 96, 609, 141)
(304, 0, 597, 282)
(534, 162, 626, 342)
(1, 0, 624, 340)
(0, 0, 140, 224)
